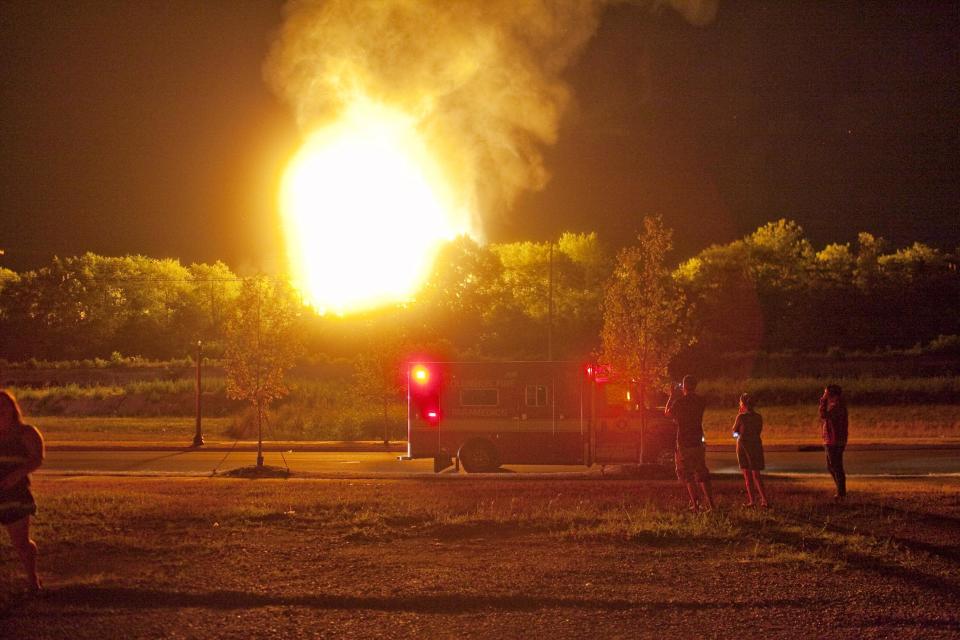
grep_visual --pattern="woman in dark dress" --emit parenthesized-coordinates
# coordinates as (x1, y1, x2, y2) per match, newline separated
(732, 393, 768, 508)
(0, 390, 44, 592)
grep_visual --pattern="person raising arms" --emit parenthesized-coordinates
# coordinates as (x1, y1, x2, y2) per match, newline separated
(819, 384, 848, 501)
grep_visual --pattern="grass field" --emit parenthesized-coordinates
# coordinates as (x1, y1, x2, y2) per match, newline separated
(11, 374, 960, 407)
(10, 373, 960, 445)
(703, 404, 960, 444)
(32, 416, 235, 443)
(29, 403, 960, 446)
(0, 475, 957, 638)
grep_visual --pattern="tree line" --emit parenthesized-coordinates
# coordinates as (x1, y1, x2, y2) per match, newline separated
(1, 220, 958, 365)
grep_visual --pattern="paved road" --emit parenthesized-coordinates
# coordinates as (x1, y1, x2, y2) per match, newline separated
(38, 448, 960, 476)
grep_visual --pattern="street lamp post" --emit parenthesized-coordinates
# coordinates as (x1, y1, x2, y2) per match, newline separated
(192, 340, 204, 447)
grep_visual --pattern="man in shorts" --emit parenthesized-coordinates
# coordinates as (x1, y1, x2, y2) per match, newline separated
(665, 375, 715, 512)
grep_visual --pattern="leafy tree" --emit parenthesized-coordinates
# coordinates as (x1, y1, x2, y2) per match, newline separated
(416, 236, 503, 353)
(110, 255, 194, 357)
(811, 242, 859, 348)
(878, 242, 956, 346)
(601, 216, 688, 459)
(673, 239, 762, 368)
(491, 233, 610, 359)
(743, 219, 815, 349)
(180, 261, 241, 354)
(224, 276, 304, 467)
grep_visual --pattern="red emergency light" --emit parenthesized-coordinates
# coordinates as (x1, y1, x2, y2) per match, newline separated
(586, 363, 610, 383)
(411, 364, 430, 385)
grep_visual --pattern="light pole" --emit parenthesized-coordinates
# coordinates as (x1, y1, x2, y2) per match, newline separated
(548, 240, 553, 361)
(192, 340, 204, 447)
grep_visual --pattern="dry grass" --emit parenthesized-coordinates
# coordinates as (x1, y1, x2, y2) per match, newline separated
(32, 416, 234, 443)
(703, 404, 960, 444)
(0, 475, 958, 638)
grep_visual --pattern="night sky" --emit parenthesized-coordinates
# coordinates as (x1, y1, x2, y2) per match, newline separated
(1, 0, 957, 272)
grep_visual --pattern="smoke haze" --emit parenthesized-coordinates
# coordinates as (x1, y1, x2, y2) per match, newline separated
(265, 0, 717, 236)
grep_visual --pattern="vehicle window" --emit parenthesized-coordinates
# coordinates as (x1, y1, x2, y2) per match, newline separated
(525, 385, 548, 407)
(460, 389, 499, 406)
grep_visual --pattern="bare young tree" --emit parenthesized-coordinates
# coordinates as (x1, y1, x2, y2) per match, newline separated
(353, 332, 407, 447)
(224, 276, 303, 467)
(601, 215, 689, 461)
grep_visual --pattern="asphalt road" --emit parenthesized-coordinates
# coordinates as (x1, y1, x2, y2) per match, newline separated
(38, 448, 960, 476)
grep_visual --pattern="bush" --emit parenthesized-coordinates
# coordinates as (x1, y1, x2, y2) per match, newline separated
(925, 335, 960, 356)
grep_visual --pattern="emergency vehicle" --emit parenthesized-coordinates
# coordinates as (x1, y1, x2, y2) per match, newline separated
(404, 360, 677, 472)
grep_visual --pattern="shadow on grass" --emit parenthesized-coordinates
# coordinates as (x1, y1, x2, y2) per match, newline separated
(868, 503, 960, 531)
(23, 586, 830, 615)
(118, 450, 190, 471)
(828, 501, 960, 565)
(769, 509, 960, 597)
(859, 616, 960, 631)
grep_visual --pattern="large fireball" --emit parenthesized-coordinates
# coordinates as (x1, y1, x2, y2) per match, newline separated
(280, 100, 468, 314)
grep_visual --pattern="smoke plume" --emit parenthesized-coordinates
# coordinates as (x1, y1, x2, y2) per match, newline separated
(265, 0, 717, 236)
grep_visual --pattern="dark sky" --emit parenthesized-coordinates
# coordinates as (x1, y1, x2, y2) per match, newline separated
(1, 1, 957, 272)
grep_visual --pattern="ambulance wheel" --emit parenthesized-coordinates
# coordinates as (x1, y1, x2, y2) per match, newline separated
(459, 439, 500, 473)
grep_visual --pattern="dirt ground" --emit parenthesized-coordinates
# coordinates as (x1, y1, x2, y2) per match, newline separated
(0, 475, 958, 639)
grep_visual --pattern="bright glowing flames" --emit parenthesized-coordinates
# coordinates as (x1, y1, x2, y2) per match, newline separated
(280, 100, 469, 313)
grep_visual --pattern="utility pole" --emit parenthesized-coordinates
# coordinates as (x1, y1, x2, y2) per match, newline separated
(255, 281, 264, 468)
(192, 340, 204, 447)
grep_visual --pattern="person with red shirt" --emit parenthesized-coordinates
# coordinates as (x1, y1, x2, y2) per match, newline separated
(819, 384, 848, 501)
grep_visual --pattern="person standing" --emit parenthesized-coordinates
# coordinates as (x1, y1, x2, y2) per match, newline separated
(819, 384, 848, 501)
(732, 393, 768, 508)
(665, 375, 715, 512)
(0, 390, 44, 592)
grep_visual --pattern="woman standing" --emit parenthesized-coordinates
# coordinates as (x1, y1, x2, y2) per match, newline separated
(0, 390, 44, 592)
(732, 393, 768, 508)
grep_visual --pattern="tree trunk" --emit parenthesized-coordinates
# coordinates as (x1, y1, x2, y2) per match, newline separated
(256, 400, 264, 468)
(639, 382, 647, 464)
(382, 399, 389, 447)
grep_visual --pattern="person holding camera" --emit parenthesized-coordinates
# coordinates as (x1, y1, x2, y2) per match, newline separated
(665, 375, 715, 512)
(819, 384, 848, 500)
(732, 393, 768, 507)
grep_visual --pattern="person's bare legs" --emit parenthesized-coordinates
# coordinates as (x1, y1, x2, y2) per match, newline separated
(5, 517, 40, 591)
(683, 482, 700, 511)
(698, 479, 715, 511)
(751, 471, 769, 507)
(741, 470, 755, 506)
